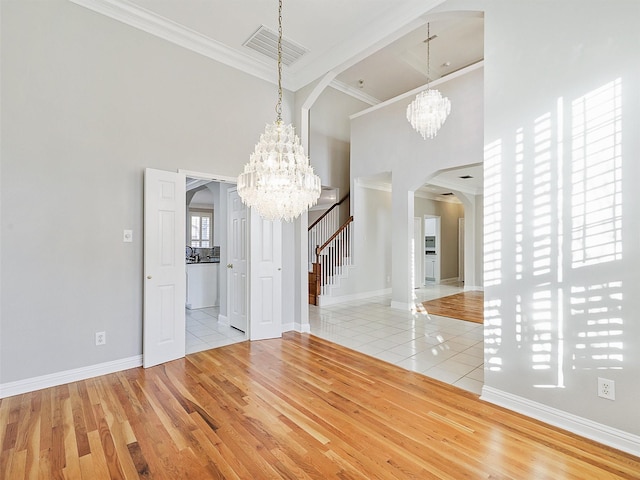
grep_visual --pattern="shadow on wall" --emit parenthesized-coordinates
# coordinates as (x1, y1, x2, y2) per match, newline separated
(485, 78, 624, 384)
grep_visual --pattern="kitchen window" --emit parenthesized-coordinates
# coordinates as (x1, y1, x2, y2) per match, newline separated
(189, 209, 213, 247)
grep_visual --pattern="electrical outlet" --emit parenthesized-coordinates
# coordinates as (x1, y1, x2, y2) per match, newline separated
(95, 331, 106, 346)
(598, 377, 615, 400)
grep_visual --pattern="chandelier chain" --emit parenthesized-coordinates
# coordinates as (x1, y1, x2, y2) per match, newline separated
(426, 22, 431, 86)
(276, 0, 283, 122)
(236, 0, 321, 221)
(406, 20, 451, 139)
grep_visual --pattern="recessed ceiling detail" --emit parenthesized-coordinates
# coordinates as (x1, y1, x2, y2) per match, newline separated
(243, 25, 308, 66)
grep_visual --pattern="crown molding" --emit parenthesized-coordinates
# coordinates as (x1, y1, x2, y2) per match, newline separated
(69, 0, 447, 94)
(329, 80, 381, 106)
(69, 0, 291, 88)
(356, 180, 392, 193)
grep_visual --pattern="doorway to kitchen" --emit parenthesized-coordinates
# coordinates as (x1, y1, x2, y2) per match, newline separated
(144, 167, 284, 366)
(184, 176, 247, 354)
(423, 215, 441, 285)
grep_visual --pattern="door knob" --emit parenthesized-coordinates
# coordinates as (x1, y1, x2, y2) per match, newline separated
(146, 275, 152, 279)
(227, 263, 233, 269)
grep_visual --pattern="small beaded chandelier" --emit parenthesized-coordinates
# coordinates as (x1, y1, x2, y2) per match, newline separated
(237, 0, 321, 221)
(407, 22, 451, 139)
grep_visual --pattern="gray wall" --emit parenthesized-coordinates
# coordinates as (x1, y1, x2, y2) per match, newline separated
(0, 0, 289, 383)
(482, 0, 640, 437)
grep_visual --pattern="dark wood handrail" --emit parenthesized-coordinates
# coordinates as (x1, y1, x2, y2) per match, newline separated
(308, 193, 350, 231)
(315, 216, 353, 262)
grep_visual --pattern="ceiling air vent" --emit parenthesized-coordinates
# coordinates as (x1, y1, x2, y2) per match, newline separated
(243, 25, 308, 66)
(441, 192, 455, 196)
(242, 25, 309, 66)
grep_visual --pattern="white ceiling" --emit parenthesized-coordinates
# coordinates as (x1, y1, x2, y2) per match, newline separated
(71, 0, 483, 103)
(73, 0, 484, 194)
(418, 163, 483, 199)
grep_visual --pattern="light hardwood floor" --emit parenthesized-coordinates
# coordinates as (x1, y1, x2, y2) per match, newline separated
(1, 333, 639, 479)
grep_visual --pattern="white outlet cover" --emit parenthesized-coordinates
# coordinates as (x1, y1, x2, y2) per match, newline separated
(95, 331, 106, 345)
(123, 229, 133, 242)
(598, 377, 615, 400)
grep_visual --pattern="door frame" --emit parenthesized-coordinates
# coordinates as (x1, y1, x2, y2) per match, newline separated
(180, 170, 244, 340)
(423, 215, 442, 284)
(144, 167, 288, 366)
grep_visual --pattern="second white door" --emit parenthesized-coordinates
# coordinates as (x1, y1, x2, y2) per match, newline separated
(228, 188, 248, 332)
(249, 213, 282, 340)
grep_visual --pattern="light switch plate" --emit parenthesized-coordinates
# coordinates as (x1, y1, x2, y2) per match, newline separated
(123, 229, 133, 242)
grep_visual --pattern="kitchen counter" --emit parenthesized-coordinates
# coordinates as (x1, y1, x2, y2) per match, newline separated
(186, 261, 219, 309)
(186, 258, 220, 264)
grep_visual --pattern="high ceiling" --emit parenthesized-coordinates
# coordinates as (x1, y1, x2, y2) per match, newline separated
(72, 0, 484, 193)
(72, 0, 483, 103)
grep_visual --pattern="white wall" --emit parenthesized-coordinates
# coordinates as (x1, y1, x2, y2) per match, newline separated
(0, 0, 294, 384)
(339, 184, 392, 296)
(310, 87, 368, 199)
(482, 0, 640, 444)
(205, 182, 221, 246)
(351, 67, 484, 308)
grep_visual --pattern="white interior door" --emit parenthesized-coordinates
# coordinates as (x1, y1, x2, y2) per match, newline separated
(143, 168, 186, 368)
(228, 189, 248, 332)
(249, 212, 282, 341)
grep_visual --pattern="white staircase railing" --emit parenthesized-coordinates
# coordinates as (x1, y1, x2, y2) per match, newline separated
(308, 207, 339, 270)
(308, 194, 349, 270)
(314, 216, 353, 296)
(308, 195, 352, 304)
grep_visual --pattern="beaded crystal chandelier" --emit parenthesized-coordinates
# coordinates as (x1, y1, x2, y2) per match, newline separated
(407, 22, 451, 139)
(237, 0, 321, 222)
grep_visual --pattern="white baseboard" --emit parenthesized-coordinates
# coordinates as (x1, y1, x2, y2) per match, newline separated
(282, 322, 294, 332)
(464, 285, 484, 291)
(439, 277, 460, 285)
(390, 300, 414, 311)
(318, 288, 391, 307)
(298, 323, 311, 333)
(481, 386, 640, 457)
(0, 355, 143, 399)
(281, 322, 310, 333)
(218, 314, 229, 326)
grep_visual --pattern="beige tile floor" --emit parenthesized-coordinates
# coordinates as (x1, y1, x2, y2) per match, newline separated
(308, 284, 484, 395)
(186, 284, 484, 395)
(186, 306, 246, 354)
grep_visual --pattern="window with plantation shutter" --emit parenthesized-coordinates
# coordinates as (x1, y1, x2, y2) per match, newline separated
(188, 209, 213, 247)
